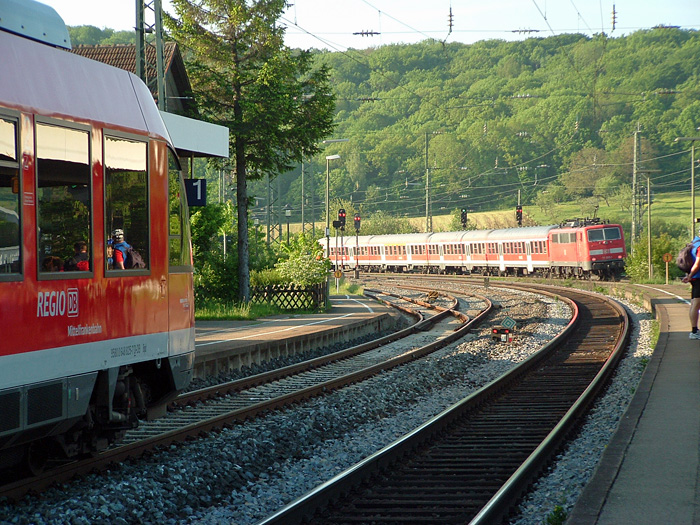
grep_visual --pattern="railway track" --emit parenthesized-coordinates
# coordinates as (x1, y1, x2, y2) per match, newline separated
(258, 284, 629, 525)
(0, 289, 490, 502)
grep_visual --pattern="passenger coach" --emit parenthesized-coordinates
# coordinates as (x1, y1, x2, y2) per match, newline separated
(0, 1, 194, 473)
(326, 218, 625, 280)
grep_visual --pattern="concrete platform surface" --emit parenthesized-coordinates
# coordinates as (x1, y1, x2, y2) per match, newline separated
(569, 283, 700, 524)
(191, 294, 399, 378)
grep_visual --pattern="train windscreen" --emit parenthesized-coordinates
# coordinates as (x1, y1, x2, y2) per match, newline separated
(587, 227, 621, 242)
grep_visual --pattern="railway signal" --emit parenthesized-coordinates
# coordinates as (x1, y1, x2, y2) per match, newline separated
(492, 326, 512, 343)
(338, 208, 346, 231)
(460, 208, 468, 228)
(516, 205, 523, 226)
(354, 213, 361, 231)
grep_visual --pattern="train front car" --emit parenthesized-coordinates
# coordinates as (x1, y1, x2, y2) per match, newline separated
(580, 222, 626, 279)
(0, 1, 194, 474)
(549, 219, 626, 279)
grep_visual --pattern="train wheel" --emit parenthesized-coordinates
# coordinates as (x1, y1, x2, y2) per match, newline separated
(24, 440, 49, 476)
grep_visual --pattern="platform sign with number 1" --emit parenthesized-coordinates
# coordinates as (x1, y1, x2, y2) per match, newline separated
(184, 179, 207, 207)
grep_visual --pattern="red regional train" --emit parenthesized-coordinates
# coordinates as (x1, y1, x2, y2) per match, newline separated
(0, 1, 194, 473)
(326, 218, 626, 279)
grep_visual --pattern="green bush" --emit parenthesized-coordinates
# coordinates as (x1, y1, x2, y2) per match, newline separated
(625, 233, 684, 282)
(250, 268, 285, 286)
(276, 253, 330, 285)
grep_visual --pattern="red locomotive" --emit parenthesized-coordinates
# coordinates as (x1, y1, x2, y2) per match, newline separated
(326, 218, 626, 280)
(0, 1, 194, 473)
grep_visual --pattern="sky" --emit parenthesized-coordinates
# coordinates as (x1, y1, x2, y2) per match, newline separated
(37, 0, 700, 50)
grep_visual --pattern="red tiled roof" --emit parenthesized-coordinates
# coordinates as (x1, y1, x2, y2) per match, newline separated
(71, 42, 178, 74)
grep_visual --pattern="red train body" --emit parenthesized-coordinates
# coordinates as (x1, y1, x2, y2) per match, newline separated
(0, 3, 194, 473)
(326, 219, 626, 280)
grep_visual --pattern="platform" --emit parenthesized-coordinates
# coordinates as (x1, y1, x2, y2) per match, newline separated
(192, 295, 399, 379)
(569, 283, 700, 524)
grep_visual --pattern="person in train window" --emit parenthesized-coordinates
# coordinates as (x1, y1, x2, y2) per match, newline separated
(682, 227, 700, 339)
(106, 239, 114, 270)
(42, 255, 63, 272)
(111, 229, 130, 270)
(64, 241, 89, 271)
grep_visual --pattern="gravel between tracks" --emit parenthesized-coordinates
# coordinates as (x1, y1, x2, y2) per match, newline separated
(0, 288, 652, 525)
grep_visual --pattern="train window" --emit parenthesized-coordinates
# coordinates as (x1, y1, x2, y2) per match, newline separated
(587, 229, 604, 242)
(0, 116, 20, 277)
(104, 135, 149, 272)
(36, 122, 91, 275)
(604, 227, 621, 240)
(168, 149, 193, 269)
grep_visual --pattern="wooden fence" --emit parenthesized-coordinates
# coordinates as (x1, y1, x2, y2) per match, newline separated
(250, 281, 328, 311)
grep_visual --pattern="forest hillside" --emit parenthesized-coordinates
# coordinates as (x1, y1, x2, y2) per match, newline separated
(264, 28, 700, 235)
(68, 25, 700, 234)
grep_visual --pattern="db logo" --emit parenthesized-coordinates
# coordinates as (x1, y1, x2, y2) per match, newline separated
(37, 288, 79, 318)
(67, 288, 79, 317)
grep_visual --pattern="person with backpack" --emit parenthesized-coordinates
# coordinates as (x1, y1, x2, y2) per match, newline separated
(64, 241, 89, 271)
(681, 227, 700, 339)
(111, 228, 146, 270)
(111, 229, 129, 269)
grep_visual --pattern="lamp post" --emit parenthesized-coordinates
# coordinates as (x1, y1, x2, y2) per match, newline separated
(675, 136, 700, 234)
(325, 154, 340, 257)
(253, 218, 259, 260)
(284, 206, 291, 245)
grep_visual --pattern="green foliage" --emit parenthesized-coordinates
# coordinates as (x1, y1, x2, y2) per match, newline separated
(68, 25, 135, 46)
(274, 29, 700, 226)
(545, 505, 568, 525)
(275, 253, 330, 286)
(193, 251, 238, 305)
(625, 231, 684, 282)
(69, 22, 700, 235)
(165, 0, 336, 300)
(334, 278, 363, 295)
(273, 233, 328, 284)
(190, 203, 239, 305)
(195, 299, 283, 320)
(250, 268, 285, 286)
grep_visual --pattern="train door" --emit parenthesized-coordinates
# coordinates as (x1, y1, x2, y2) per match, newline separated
(526, 242, 533, 273)
(166, 149, 195, 376)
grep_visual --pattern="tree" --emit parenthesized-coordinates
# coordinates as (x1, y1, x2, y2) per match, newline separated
(165, 0, 335, 301)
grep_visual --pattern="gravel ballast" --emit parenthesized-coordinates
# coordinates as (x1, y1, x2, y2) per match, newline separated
(0, 288, 652, 525)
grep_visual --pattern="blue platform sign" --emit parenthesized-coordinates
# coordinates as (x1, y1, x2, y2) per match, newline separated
(184, 178, 207, 206)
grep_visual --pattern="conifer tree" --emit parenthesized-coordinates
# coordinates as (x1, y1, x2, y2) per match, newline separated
(166, 0, 335, 300)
